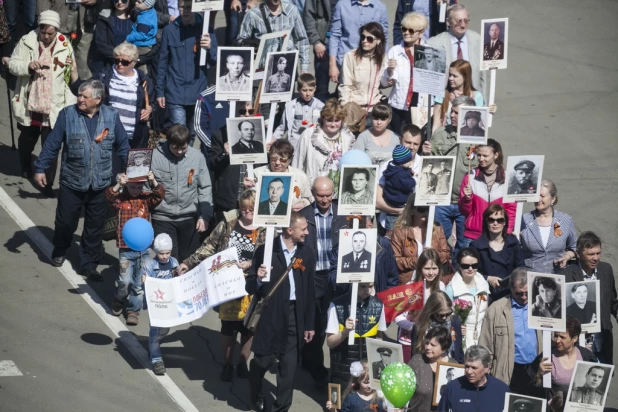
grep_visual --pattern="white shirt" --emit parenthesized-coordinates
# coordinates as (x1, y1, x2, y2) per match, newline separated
(269, 201, 280, 215)
(280, 236, 297, 300)
(449, 32, 469, 61)
(539, 225, 551, 248)
(325, 302, 388, 334)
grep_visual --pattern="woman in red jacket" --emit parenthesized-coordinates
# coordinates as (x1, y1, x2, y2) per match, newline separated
(458, 139, 516, 246)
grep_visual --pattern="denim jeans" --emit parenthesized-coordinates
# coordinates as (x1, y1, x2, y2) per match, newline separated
(314, 49, 330, 102)
(4, 0, 36, 36)
(435, 203, 466, 267)
(167, 103, 196, 146)
(116, 248, 150, 312)
(149, 326, 170, 363)
(223, 0, 245, 45)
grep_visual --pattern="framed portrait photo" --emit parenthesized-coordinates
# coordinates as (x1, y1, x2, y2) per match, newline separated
(564, 361, 614, 412)
(565, 280, 601, 334)
(412, 44, 447, 97)
(226, 117, 267, 165)
(504, 393, 547, 412)
(366, 338, 404, 390)
(254, 30, 290, 79)
(126, 148, 153, 181)
(415, 156, 456, 206)
(433, 361, 465, 406)
(457, 106, 489, 145)
(336, 228, 377, 283)
(527, 272, 567, 332)
(252, 172, 294, 227)
(327, 383, 342, 409)
(504, 155, 545, 203)
(338, 165, 378, 216)
(261, 50, 298, 103)
(480, 18, 509, 70)
(191, 0, 223, 11)
(215, 47, 254, 102)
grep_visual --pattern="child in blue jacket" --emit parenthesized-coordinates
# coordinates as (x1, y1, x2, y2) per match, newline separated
(126, 0, 158, 66)
(382, 145, 416, 230)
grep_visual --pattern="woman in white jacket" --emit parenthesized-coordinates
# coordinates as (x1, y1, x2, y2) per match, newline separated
(8, 10, 76, 196)
(292, 99, 355, 191)
(445, 247, 490, 349)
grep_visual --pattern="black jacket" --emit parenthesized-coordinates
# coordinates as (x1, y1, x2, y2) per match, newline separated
(70, 67, 155, 149)
(246, 236, 316, 356)
(471, 233, 523, 299)
(299, 200, 348, 261)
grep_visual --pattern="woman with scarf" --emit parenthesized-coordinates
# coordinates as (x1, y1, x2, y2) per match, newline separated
(8, 10, 77, 197)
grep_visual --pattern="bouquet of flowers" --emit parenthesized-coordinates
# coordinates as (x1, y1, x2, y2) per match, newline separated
(452, 298, 473, 324)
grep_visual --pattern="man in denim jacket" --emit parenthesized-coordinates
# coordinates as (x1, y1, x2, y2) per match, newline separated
(34, 80, 130, 281)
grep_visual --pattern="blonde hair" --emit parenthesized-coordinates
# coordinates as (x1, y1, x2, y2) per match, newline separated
(113, 42, 139, 61)
(401, 12, 429, 32)
(238, 190, 256, 210)
(343, 361, 378, 402)
(393, 193, 417, 229)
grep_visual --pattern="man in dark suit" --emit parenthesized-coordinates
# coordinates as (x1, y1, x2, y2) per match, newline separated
(231, 120, 264, 154)
(372, 347, 392, 379)
(562, 231, 618, 364)
(246, 212, 316, 412)
(341, 231, 373, 273)
(258, 178, 288, 215)
(483, 23, 504, 61)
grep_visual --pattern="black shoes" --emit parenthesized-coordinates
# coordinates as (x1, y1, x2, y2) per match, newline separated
(79, 269, 104, 282)
(51, 255, 66, 267)
(153, 361, 166, 376)
(237, 362, 249, 379)
(220, 364, 233, 381)
(253, 395, 265, 412)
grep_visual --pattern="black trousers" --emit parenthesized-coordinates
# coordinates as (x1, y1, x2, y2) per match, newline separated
(596, 329, 614, 365)
(52, 184, 107, 271)
(510, 362, 545, 398)
(18, 125, 56, 186)
(249, 302, 298, 412)
(152, 218, 200, 264)
(389, 107, 413, 136)
(301, 270, 331, 383)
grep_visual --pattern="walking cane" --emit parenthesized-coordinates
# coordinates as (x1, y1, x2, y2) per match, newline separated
(4, 74, 16, 150)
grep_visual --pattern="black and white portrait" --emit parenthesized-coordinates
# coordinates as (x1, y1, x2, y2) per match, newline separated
(457, 106, 489, 145)
(336, 228, 377, 283)
(261, 51, 298, 103)
(254, 30, 290, 79)
(126, 148, 153, 181)
(327, 383, 341, 409)
(226, 117, 267, 165)
(338, 165, 378, 216)
(191, 0, 223, 12)
(415, 156, 455, 206)
(215, 47, 254, 102)
(566, 280, 601, 334)
(252, 173, 294, 227)
(481, 18, 509, 70)
(412, 44, 447, 97)
(366, 338, 404, 390)
(504, 393, 546, 412)
(505, 155, 545, 203)
(528, 272, 566, 332)
(433, 361, 465, 406)
(565, 361, 614, 412)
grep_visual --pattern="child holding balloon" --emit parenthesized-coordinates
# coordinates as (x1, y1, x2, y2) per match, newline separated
(105, 171, 164, 326)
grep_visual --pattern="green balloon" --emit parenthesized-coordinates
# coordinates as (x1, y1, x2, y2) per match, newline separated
(379, 362, 417, 408)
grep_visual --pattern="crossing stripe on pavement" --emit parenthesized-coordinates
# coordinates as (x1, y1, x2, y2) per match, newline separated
(0, 360, 23, 377)
(0, 187, 198, 412)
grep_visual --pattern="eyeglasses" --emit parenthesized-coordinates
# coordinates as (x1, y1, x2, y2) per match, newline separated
(270, 156, 289, 163)
(416, 206, 429, 213)
(360, 35, 376, 43)
(402, 27, 423, 35)
(514, 291, 528, 297)
(487, 217, 506, 224)
(114, 58, 134, 66)
(459, 263, 479, 270)
(451, 19, 470, 25)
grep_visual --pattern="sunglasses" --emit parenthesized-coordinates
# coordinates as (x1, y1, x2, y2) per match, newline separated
(416, 206, 429, 213)
(239, 109, 255, 115)
(114, 58, 134, 66)
(434, 311, 453, 318)
(360, 34, 376, 43)
(487, 217, 506, 224)
(402, 27, 423, 35)
(114, 0, 129, 4)
(460, 263, 479, 270)
(514, 291, 528, 297)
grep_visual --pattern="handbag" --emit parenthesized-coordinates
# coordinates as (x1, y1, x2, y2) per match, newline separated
(244, 257, 297, 333)
(342, 101, 367, 134)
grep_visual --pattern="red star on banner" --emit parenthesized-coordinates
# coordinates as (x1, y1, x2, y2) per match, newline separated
(154, 288, 165, 300)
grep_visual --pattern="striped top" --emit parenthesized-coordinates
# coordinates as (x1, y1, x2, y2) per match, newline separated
(108, 68, 139, 139)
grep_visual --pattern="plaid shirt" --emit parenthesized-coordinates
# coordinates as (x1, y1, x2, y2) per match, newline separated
(314, 205, 333, 271)
(105, 184, 166, 249)
(237, 2, 311, 72)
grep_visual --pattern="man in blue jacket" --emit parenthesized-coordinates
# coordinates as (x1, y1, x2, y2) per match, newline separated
(156, 0, 217, 144)
(33, 80, 130, 281)
(438, 345, 510, 412)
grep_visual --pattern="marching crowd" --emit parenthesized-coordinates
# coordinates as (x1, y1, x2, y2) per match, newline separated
(0, 0, 616, 411)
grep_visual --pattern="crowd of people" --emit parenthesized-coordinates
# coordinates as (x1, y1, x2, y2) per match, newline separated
(0, 0, 615, 411)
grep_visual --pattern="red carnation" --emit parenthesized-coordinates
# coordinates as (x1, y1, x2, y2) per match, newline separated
(58, 34, 66, 41)
(301, 120, 308, 125)
(70, 32, 78, 40)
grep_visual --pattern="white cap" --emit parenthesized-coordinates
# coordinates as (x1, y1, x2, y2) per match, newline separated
(153, 233, 173, 252)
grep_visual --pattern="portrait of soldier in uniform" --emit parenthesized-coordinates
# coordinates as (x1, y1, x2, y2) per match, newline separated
(341, 231, 373, 273)
(265, 56, 292, 93)
(508, 160, 537, 195)
(218, 53, 251, 92)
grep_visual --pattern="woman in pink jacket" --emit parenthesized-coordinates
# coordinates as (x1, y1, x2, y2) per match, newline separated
(457, 139, 516, 246)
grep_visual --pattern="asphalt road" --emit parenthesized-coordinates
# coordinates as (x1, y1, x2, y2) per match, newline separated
(0, 0, 617, 411)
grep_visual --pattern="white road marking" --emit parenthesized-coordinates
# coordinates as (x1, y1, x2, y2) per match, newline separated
(0, 360, 23, 377)
(0, 187, 198, 412)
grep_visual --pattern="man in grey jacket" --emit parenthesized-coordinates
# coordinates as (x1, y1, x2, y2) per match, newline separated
(151, 124, 213, 263)
(303, 0, 333, 101)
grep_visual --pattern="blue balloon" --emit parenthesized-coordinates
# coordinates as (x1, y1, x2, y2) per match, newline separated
(339, 149, 373, 169)
(122, 217, 154, 251)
